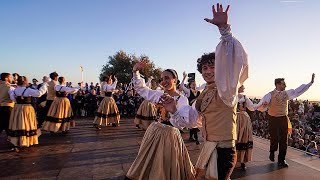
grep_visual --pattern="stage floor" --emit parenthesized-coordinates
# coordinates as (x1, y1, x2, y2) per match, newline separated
(0, 118, 319, 180)
(230, 137, 320, 180)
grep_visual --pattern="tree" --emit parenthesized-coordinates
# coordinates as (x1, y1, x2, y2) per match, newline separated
(99, 50, 162, 84)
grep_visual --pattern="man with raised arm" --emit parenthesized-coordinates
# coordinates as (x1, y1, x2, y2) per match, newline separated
(162, 3, 249, 180)
(256, 74, 315, 167)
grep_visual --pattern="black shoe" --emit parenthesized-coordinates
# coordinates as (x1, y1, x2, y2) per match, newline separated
(278, 160, 289, 167)
(196, 140, 200, 145)
(241, 163, 247, 171)
(62, 131, 69, 135)
(94, 124, 101, 130)
(11, 147, 20, 153)
(135, 125, 140, 129)
(269, 152, 275, 162)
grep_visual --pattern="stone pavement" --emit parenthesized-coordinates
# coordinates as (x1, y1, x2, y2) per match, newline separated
(0, 118, 319, 180)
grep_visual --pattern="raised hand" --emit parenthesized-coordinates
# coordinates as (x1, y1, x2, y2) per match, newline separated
(311, 73, 315, 83)
(133, 58, 148, 71)
(204, 3, 230, 28)
(183, 71, 187, 78)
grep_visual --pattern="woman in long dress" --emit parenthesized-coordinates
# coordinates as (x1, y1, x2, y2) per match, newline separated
(8, 76, 46, 152)
(236, 85, 255, 170)
(179, 71, 206, 145)
(125, 61, 196, 180)
(93, 75, 120, 129)
(134, 77, 158, 130)
(42, 77, 79, 134)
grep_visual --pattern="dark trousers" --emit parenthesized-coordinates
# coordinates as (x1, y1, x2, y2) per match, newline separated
(0, 106, 13, 135)
(217, 147, 237, 180)
(38, 100, 53, 127)
(189, 128, 199, 140)
(268, 115, 288, 162)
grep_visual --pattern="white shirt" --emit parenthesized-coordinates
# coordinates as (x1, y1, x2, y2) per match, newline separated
(256, 82, 313, 111)
(132, 72, 189, 128)
(169, 25, 249, 129)
(10, 86, 47, 102)
(103, 81, 117, 92)
(238, 94, 255, 111)
(54, 85, 79, 94)
(181, 83, 206, 98)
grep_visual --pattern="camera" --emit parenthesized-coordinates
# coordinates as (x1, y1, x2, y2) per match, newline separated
(187, 73, 195, 82)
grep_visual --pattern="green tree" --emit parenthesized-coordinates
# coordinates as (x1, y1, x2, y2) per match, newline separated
(99, 50, 162, 84)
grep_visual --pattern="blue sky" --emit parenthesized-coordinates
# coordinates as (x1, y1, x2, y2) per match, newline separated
(1, 0, 320, 100)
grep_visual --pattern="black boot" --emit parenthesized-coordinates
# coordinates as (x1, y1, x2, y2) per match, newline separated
(94, 124, 101, 130)
(278, 160, 289, 167)
(241, 163, 247, 171)
(269, 151, 275, 162)
(195, 140, 200, 145)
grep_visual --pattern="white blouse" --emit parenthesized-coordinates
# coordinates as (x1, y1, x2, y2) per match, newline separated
(132, 73, 189, 128)
(256, 82, 313, 111)
(238, 95, 255, 111)
(54, 85, 79, 94)
(181, 83, 206, 98)
(10, 86, 47, 102)
(103, 80, 117, 92)
(169, 25, 249, 129)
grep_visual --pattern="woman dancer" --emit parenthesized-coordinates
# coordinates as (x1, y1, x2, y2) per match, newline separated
(8, 76, 46, 151)
(125, 61, 196, 180)
(180, 71, 206, 145)
(93, 75, 120, 129)
(236, 85, 255, 170)
(134, 77, 158, 130)
(42, 77, 79, 134)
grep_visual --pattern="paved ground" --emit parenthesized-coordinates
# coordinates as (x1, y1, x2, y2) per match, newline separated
(0, 117, 319, 180)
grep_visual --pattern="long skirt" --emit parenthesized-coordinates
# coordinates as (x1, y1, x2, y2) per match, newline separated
(236, 112, 253, 163)
(93, 96, 120, 126)
(42, 97, 73, 132)
(8, 104, 40, 147)
(126, 122, 195, 180)
(134, 100, 157, 130)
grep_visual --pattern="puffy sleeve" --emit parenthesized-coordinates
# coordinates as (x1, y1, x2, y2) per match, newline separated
(26, 88, 46, 97)
(169, 99, 201, 129)
(245, 96, 255, 111)
(145, 78, 152, 88)
(286, 82, 313, 100)
(196, 83, 207, 91)
(8, 87, 16, 102)
(63, 86, 79, 94)
(181, 85, 190, 98)
(132, 71, 164, 103)
(256, 92, 272, 112)
(215, 25, 249, 107)
(111, 80, 118, 90)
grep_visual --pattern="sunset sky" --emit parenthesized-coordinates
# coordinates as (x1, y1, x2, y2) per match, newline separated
(1, 0, 319, 100)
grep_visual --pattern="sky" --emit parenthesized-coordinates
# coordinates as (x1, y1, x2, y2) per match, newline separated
(1, 0, 320, 100)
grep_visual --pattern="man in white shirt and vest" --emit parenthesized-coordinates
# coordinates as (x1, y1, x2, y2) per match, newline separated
(161, 3, 249, 179)
(0, 73, 15, 136)
(256, 74, 315, 167)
